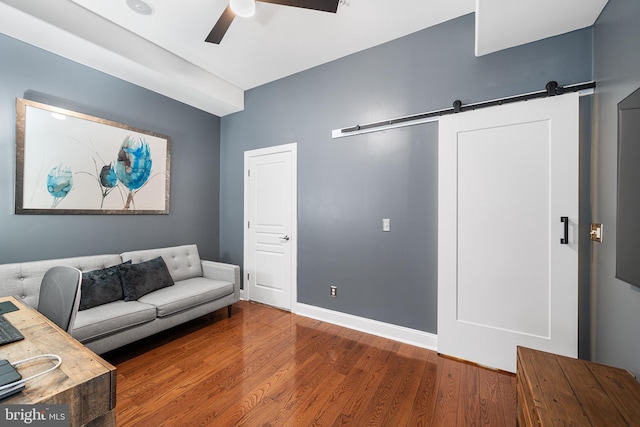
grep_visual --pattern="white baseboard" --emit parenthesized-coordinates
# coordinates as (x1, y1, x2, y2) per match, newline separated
(294, 303, 438, 351)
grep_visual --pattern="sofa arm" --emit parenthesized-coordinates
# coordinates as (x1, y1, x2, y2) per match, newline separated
(201, 260, 240, 302)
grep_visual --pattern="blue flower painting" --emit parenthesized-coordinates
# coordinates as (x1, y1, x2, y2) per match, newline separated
(47, 164, 73, 207)
(116, 136, 152, 190)
(18, 99, 168, 213)
(86, 162, 118, 209)
(115, 135, 153, 209)
(57, 134, 158, 210)
(100, 163, 118, 188)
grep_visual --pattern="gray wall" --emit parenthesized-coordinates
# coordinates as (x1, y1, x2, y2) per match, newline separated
(220, 14, 593, 334)
(592, 0, 640, 377)
(0, 34, 221, 263)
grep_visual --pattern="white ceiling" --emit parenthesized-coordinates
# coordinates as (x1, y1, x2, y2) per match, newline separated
(0, 0, 608, 117)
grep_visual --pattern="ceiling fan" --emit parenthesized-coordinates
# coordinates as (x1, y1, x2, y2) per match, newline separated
(205, 0, 340, 44)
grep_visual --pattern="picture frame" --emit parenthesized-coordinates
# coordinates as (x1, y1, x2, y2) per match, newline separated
(15, 98, 170, 214)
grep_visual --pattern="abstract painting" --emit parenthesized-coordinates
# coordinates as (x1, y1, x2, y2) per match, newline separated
(15, 98, 170, 214)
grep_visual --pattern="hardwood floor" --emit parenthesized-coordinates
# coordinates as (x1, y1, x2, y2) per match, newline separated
(103, 301, 517, 426)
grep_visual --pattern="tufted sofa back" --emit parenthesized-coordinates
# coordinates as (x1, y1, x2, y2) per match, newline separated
(0, 254, 122, 308)
(120, 244, 203, 282)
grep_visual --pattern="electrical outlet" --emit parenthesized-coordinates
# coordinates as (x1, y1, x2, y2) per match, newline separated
(330, 286, 337, 297)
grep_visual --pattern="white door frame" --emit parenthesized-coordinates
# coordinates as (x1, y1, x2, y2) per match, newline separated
(243, 142, 298, 311)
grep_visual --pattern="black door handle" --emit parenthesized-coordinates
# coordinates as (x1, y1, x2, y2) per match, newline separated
(560, 216, 569, 244)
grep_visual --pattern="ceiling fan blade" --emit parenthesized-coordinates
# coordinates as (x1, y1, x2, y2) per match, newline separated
(256, 0, 339, 13)
(205, 5, 236, 44)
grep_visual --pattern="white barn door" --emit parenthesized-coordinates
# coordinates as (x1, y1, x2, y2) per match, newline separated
(438, 93, 579, 372)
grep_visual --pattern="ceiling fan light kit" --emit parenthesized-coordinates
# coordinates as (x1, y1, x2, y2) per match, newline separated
(230, 0, 256, 18)
(206, 0, 340, 45)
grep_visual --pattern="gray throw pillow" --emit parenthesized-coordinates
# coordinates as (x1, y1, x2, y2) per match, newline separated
(119, 256, 175, 301)
(79, 261, 131, 311)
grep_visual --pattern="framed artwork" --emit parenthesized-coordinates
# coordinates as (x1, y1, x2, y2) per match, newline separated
(15, 98, 170, 214)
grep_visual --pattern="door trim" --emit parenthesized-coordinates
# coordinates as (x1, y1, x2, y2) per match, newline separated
(243, 142, 298, 311)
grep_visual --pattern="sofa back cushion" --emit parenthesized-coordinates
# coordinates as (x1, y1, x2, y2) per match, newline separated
(120, 244, 203, 282)
(0, 254, 123, 309)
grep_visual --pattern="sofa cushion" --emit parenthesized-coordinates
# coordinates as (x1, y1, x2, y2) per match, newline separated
(72, 300, 156, 343)
(79, 261, 131, 311)
(138, 277, 233, 318)
(119, 256, 175, 301)
(120, 244, 203, 282)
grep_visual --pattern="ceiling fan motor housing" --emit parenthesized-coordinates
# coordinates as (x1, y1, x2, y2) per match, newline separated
(230, 0, 256, 18)
(206, 0, 340, 45)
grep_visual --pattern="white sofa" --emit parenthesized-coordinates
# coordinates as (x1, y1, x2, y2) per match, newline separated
(0, 244, 240, 354)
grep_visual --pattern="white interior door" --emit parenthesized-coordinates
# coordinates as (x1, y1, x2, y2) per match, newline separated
(244, 143, 297, 310)
(438, 93, 579, 373)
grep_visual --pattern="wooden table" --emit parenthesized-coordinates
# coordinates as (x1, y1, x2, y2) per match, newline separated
(517, 346, 640, 426)
(0, 296, 116, 427)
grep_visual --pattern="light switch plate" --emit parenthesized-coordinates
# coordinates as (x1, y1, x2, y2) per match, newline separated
(383, 218, 390, 232)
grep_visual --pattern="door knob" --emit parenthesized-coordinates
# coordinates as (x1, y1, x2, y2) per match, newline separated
(280, 235, 290, 242)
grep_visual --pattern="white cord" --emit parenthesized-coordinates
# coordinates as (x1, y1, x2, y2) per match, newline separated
(0, 354, 62, 391)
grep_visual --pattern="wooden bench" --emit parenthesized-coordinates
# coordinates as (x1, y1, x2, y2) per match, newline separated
(516, 346, 640, 426)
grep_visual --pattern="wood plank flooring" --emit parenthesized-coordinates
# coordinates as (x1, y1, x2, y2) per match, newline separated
(103, 301, 517, 426)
